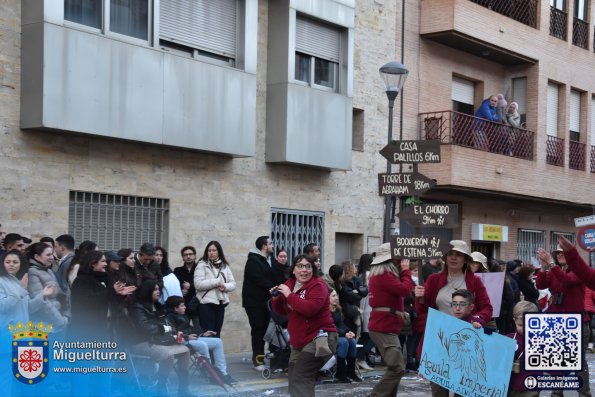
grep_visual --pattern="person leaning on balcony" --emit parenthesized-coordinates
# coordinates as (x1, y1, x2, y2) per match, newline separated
(473, 95, 500, 150)
(504, 102, 521, 128)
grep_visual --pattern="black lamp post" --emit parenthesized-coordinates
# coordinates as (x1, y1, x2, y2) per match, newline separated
(379, 61, 409, 243)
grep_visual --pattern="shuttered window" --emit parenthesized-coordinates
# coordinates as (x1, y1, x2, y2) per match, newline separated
(68, 191, 169, 250)
(160, 0, 238, 59)
(512, 77, 527, 116)
(591, 96, 595, 146)
(296, 16, 341, 63)
(547, 83, 559, 136)
(271, 208, 325, 269)
(569, 90, 581, 136)
(451, 77, 475, 105)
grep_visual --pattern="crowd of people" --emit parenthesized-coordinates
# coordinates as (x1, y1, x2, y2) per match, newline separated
(1, 230, 594, 397)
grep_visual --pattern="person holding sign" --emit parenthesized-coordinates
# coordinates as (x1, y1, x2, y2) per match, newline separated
(414, 240, 493, 397)
(367, 243, 415, 396)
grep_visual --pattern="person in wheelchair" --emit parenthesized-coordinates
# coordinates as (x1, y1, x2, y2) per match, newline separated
(164, 296, 236, 385)
(329, 287, 362, 383)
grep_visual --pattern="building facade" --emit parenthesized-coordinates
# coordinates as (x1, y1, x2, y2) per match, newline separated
(2, 0, 595, 352)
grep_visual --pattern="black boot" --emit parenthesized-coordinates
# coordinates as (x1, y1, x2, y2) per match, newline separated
(177, 369, 195, 397)
(347, 357, 363, 382)
(335, 358, 351, 383)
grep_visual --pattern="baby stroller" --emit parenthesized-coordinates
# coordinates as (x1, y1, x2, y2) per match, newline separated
(262, 300, 291, 379)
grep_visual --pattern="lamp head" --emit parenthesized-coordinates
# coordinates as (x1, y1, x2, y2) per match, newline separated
(379, 61, 409, 93)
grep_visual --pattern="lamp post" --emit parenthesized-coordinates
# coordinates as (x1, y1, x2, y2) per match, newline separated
(379, 61, 409, 243)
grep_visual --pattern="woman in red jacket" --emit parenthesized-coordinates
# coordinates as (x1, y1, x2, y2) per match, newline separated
(414, 240, 493, 397)
(271, 254, 337, 397)
(367, 243, 415, 397)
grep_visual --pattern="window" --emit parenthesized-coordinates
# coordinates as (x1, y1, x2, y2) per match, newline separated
(550, 231, 575, 252)
(547, 83, 559, 136)
(570, 89, 581, 141)
(64, 0, 150, 41)
(512, 77, 528, 126)
(295, 15, 341, 90)
(574, 0, 587, 19)
(551, 0, 565, 10)
(591, 96, 595, 146)
(160, 0, 238, 65)
(517, 229, 545, 263)
(270, 208, 325, 268)
(352, 108, 364, 151)
(451, 76, 475, 115)
(68, 191, 169, 250)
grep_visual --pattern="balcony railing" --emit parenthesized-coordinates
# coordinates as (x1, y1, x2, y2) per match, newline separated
(591, 146, 595, 172)
(550, 7, 568, 40)
(568, 141, 586, 170)
(546, 135, 564, 166)
(469, 0, 538, 28)
(420, 111, 534, 160)
(573, 18, 589, 49)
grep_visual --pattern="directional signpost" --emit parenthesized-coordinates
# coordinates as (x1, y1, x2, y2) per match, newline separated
(397, 203, 459, 228)
(378, 172, 436, 196)
(379, 140, 441, 164)
(390, 234, 451, 259)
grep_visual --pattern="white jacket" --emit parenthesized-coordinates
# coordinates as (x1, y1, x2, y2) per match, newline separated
(193, 259, 236, 305)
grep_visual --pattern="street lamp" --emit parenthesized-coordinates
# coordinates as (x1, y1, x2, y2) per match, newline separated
(379, 61, 409, 243)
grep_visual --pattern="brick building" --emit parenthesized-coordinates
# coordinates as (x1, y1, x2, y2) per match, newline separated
(1, 0, 594, 352)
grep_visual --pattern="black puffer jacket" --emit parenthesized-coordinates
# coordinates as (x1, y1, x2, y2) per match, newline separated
(129, 280, 170, 345)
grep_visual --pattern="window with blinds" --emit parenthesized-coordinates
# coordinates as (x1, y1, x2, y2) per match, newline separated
(517, 229, 545, 263)
(591, 96, 595, 146)
(512, 77, 527, 125)
(570, 90, 581, 141)
(68, 191, 169, 250)
(294, 15, 341, 90)
(270, 208, 325, 268)
(547, 83, 559, 136)
(160, 0, 238, 64)
(451, 76, 475, 115)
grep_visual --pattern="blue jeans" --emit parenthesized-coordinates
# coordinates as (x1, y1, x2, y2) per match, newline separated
(188, 337, 227, 375)
(336, 337, 357, 359)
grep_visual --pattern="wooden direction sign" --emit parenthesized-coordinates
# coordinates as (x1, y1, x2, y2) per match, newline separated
(379, 140, 441, 164)
(397, 203, 459, 228)
(378, 172, 436, 196)
(390, 234, 451, 259)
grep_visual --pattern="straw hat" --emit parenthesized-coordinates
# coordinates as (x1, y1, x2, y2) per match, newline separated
(551, 245, 563, 256)
(470, 251, 488, 270)
(371, 243, 392, 265)
(442, 240, 473, 263)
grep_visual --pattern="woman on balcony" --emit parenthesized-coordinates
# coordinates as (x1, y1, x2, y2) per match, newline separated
(504, 102, 521, 128)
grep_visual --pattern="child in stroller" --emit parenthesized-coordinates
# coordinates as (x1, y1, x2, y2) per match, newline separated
(261, 300, 291, 379)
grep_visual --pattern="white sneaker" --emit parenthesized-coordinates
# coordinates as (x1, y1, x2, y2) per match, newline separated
(254, 365, 266, 371)
(357, 360, 373, 371)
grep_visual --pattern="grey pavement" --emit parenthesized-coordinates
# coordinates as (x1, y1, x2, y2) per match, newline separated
(189, 352, 595, 397)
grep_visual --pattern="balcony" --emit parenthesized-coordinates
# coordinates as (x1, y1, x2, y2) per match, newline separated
(420, 111, 534, 160)
(546, 136, 564, 166)
(573, 17, 589, 49)
(550, 7, 568, 41)
(569, 141, 586, 170)
(420, 0, 538, 65)
(469, 0, 538, 28)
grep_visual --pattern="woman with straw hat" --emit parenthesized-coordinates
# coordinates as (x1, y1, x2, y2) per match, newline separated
(414, 240, 493, 397)
(367, 242, 415, 396)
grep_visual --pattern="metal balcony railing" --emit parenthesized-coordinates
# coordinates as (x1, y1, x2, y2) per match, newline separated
(550, 7, 568, 40)
(420, 111, 534, 160)
(469, 0, 538, 28)
(573, 18, 589, 49)
(546, 135, 564, 166)
(591, 146, 595, 172)
(569, 141, 586, 170)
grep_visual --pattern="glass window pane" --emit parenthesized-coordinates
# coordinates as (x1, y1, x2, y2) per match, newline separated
(110, 0, 149, 40)
(314, 58, 337, 88)
(64, 0, 102, 29)
(294, 52, 310, 83)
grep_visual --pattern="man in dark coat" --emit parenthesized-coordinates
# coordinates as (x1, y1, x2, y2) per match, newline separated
(173, 246, 198, 306)
(134, 243, 164, 288)
(242, 235, 275, 370)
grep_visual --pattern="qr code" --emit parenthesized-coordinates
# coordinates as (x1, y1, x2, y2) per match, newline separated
(524, 313, 582, 371)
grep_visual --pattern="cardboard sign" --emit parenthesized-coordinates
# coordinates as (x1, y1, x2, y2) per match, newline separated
(475, 272, 505, 318)
(419, 309, 515, 396)
(574, 215, 595, 228)
(378, 172, 436, 196)
(397, 203, 459, 228)
(390, 235, 450, 259)
(379, 140, 441, 164)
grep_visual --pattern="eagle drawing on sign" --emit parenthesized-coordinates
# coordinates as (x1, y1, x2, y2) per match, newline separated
(446, 328, 486, 381)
